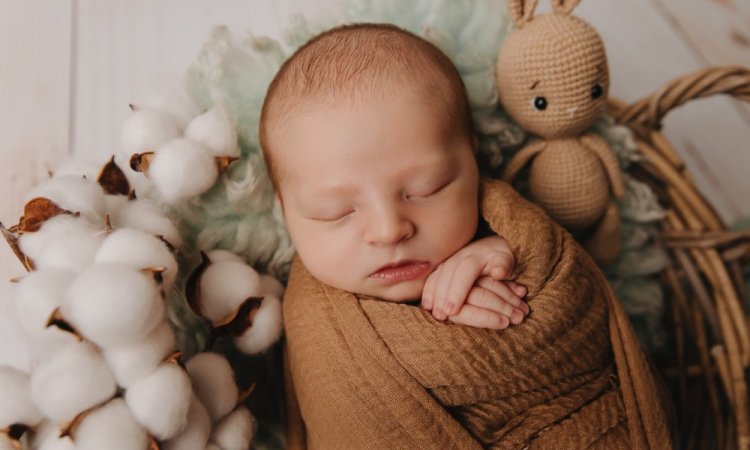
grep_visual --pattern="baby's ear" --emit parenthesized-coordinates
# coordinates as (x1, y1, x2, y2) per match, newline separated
(550, 0, 581, 15)
(507, 0, 538, 27)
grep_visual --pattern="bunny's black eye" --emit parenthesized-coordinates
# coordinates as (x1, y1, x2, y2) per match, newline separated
(531, 96, 548, 111)
(591, 83, 603, 100)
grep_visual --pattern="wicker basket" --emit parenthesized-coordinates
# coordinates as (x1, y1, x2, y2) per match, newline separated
(611, 65, 750, 450)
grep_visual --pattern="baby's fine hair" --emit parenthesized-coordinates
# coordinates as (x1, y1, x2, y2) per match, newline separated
(259, 23, 474, 192)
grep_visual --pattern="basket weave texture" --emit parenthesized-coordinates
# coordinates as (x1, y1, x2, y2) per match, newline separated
(612, 65, 750, 450)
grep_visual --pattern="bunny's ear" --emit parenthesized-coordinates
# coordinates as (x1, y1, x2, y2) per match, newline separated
(507, 0, 539, 27)
(550, 0, 582, 15)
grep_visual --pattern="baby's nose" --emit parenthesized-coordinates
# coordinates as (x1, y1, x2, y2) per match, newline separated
(366, 212, 415, 246)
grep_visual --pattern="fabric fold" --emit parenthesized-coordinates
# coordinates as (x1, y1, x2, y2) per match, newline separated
(283, 178, 671, 449)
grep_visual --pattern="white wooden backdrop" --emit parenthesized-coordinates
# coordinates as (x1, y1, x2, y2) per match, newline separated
(1, 0, 749, 281)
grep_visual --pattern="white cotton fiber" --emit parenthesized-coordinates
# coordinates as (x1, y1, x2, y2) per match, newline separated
(18, 214, 105, 273)
(95, 228, 178, 291)
(185, 352, 238, 422)
(103, 321, 175, 388)
(206, 249, 244, 264)
(12, 268, 74, 337)
(37, 431, 75, 450)
(130, 85, 200, 130)
(104, 194, 129, 219)
(52, 159, 101, 180)
(120, 109, 181, 155)
(30, 341, 116, 424)
(25, 175, 107, 223)
(112, 198, 183, 248)
(184, 105, 239, 157)
(0, 366, 43, 428)
(234, 295, 283, 355)
(125, 362, 192, 440)
(209, 406, 255, 450)
(260, 274, 285, 298)
(63, 263, 164, 348)
(149, 138, 219, 203)
(163, 396, 212, 450)
(75, 399, 149, 450)
(199, 261, 262, 324)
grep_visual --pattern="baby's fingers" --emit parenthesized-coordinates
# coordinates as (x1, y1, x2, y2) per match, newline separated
(446, 304, 510, 330)
(487, 251, 515, 280)
(475, 277, 529, 316)
(465, 285, 527, 325)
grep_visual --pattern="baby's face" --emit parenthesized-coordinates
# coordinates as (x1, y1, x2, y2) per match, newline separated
(274, 91, 479, 302)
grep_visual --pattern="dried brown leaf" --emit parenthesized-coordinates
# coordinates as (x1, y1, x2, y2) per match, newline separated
(185, 251, 212, 318)
(0, 222, 34, 271)
(97, 156, 131, 196)
(215, 156, 239, 174)
(18, 198, 74, 233)
(129, 152, 155, 174)
(213, 296, 263, 336)
(46, 308, 83, 341)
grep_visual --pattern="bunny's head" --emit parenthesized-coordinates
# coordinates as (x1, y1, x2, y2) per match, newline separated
(496, 0, 609, 139)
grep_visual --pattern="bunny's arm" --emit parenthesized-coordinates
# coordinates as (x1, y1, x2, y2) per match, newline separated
(500, 140, 546, 184)
(580, 134, 625, 199)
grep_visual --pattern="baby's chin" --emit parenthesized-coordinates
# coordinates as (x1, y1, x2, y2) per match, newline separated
(357, 278, 426, 303)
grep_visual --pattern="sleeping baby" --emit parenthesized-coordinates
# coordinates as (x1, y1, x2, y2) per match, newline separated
(260, 23, 671, 450)
(259, 21, 529, 330)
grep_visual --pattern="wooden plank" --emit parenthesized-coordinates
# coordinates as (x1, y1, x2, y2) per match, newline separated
(0, 0, 72, 280)
(571, 0, 750, 223)
(72, 0, 343, 165)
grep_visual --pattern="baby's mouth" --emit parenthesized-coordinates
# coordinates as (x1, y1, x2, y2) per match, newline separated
(369, 261, 431, 283)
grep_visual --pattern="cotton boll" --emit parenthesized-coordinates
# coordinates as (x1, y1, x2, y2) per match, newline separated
(0, 366, 43, 428)
(63, 263, 164, 348)
(112, 198, 183, 248)
(38, 432, 75, 450)
(75, 399, 149, 450)
(0, 285, 33, 372)
(209, 406, 255, 450)
(34, 230, 104, 273)
(103, 322, 175, 388)
(131, 85, 200, 130)
(18, 214, 98, 260)
(206, 249, 244, 264)
(121, 109, 181, 155)
(184, 105, 239, 157)
(149, 139, 219, 203)
(13, 269, 75, 337)
(25, 175, 107, 223)
(163, 396, 211, 450)
(125, 362, 192, 440)
(259, 274, 285, 298)
(30, 341, 116, 424)
(95, 228, 178, 291)
(234, 295, 283, 355)
(185, 352, 238, 422)
(199, 261, 262, 323)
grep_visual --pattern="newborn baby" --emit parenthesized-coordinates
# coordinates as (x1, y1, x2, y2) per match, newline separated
(260, 23, 671, 450)
(260, 23, 527, 330)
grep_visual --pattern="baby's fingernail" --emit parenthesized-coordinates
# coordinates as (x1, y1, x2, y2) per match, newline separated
(496, 316, 509, 330)
(511, 310, 524, 324)
(521, 302, 530, 314)
(434, 310, 445, 321)
(446, 302, 456, 314)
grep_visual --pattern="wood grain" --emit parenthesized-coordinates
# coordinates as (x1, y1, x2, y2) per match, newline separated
(0, 0, 72, 280)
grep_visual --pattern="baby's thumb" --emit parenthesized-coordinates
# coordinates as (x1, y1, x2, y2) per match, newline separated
(486, 253, 514, 280)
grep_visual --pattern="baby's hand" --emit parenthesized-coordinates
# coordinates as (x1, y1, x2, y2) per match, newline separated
(421, 236, 529, 329)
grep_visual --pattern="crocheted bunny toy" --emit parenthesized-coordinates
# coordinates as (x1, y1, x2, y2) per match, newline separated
(497, 0, 625, 265)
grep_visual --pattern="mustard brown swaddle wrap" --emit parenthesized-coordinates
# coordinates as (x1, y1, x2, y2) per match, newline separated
(282, 179, 671, 449)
